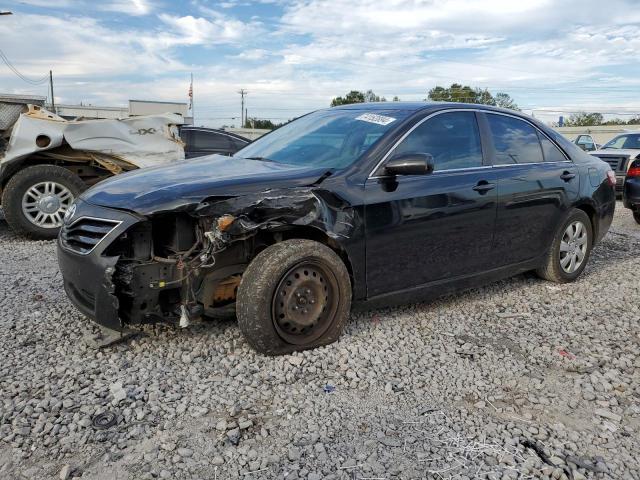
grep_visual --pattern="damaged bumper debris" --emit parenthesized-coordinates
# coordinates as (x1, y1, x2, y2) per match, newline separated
(57, 187, 355, 333)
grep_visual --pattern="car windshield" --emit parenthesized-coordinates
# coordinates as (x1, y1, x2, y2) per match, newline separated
(602, 134, 640, 150)
(234, 108, 410, 168)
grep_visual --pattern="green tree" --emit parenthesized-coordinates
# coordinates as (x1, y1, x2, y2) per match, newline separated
(364, 89, 386, 102)
(601, 116, 640, 125)
(601, 118, 627, 126)
(330, 90, 388, 106)
(331, 90, 366, 106)
(427, 84, 519, 111)
(392, 96, 400, 101)
(564, 112, 604, 127)
(494, 92, 519, 110)
(243, 118, 289, 129)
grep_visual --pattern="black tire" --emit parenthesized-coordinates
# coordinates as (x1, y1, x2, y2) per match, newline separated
(1, 165, 85, 239)
(634, 211, 640, 225)
(536, 209, 593, 283)
(236, 239, 352, 355)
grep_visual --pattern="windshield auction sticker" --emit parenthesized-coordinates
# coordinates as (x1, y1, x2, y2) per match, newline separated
(355, 113, 396, 126)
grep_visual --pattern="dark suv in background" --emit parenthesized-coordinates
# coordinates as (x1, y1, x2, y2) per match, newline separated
(180, 126, 250, 158)
(589, 132, 640, 195)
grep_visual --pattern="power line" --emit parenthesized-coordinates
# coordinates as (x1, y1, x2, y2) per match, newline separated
(0, 48, 48, 85)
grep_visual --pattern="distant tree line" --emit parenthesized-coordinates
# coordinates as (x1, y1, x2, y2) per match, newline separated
(243, 118, 290, 129)
(330, 90, 401, 106)
(562, 112, 640, 127)
(330, 84, 519, 110)
(427, 84, 519, 110)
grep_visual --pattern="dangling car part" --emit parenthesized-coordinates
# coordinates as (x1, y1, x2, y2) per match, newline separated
(0, 103, 185, 238)
(57, 103, 615, 355)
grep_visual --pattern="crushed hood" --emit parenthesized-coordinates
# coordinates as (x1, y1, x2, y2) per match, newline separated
(1, 105, 185, 168)
(80, 154, 332, 215)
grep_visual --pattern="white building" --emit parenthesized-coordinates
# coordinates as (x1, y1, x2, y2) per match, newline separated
(55, 99, 193, 124)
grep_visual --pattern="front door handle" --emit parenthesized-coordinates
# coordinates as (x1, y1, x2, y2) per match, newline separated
(560, 171, 576, 182)
(472, 180, 496, 194)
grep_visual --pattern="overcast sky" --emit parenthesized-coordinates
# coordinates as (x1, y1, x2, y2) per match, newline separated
(1, 0, 640, 126)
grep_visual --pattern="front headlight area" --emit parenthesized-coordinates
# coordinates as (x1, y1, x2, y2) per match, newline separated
(103, 213, 249, 327)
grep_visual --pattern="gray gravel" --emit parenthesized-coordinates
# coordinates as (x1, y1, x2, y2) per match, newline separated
(1, 205, 639, 480)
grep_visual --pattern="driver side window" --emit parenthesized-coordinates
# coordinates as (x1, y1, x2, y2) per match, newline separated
(394, 111, 483, 171)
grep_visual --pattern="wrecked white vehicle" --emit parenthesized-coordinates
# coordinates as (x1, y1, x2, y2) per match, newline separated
(0, 104, 184, 238)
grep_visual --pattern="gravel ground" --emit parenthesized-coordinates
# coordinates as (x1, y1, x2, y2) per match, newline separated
(1, 205, 639, 480)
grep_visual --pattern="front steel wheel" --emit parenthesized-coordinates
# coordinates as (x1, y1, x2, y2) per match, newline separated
(272, 261, 340, 345)
(237, 239, 351, 355)
(536, 209, 593, 283)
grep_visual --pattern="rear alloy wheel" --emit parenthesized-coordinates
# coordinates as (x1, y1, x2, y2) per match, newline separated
(236, 239, 351, 355)
(2, 165, 85, 239)
(559, 220, 588, 274)
(536, 208, 593, 283)
(633, 211, 640, 225)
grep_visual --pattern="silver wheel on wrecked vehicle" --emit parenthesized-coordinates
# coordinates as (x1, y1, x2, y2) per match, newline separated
(2, 165, 85, 239)
(21, 181, 74, 229)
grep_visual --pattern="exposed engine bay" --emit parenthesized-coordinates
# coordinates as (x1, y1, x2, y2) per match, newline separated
(63, 187, 355, 331)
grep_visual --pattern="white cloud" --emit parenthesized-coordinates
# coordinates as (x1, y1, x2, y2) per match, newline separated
(11, 0, 77, 6)
(157, 11, 262, 46)
(0, 14, 183, 83)
(269, 0, 640, 107)
(99, 0, 155, 16)
(1, 0, 639, 127)
(234, 49, 271, 60)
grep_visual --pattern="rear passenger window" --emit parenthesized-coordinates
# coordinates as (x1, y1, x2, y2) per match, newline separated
(193, 131, 232, 151)
(487, 114, 543, 165)
(539, 134, 567, 162)
(394, 111, 483, 171)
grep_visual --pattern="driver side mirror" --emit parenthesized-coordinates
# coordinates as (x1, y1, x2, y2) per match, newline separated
(384, 153, 434, 176)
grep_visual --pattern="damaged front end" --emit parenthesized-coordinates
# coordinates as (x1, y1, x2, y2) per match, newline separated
(57, 187, 355, 333)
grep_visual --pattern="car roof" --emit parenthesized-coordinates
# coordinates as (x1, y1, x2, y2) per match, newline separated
(330, 101, 529, 117)
(181, 126, 249, 142)
(331, 101, 433, 111)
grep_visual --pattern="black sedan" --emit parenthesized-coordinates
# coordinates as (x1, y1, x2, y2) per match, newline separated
(57, 103, 616, 354)
(623, 158, 640, 224)
(179, 126, 249, 158)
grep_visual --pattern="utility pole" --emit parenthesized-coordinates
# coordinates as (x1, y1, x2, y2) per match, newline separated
(189, 73, 194, 126)
(49, 70, 55, 113)
(238, 89, 247, 127)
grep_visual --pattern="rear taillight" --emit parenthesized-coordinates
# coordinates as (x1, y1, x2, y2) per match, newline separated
(606, 170, 616, 186)
(627, 159, 640, 178)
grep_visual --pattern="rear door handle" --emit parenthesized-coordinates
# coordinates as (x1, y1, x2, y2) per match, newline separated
(560, 171, 576, 181)
(472, 181, 496, 194)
